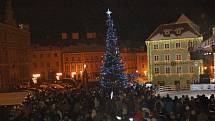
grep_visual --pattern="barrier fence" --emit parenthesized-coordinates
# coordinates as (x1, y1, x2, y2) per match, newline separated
(158, 84, 190, 92)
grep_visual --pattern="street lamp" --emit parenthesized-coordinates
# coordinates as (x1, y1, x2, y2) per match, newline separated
(56, 73, 62, 81)
(32, 74, 40, 84)
(71, 72, 76, 79)
(83, 64, 88, 88)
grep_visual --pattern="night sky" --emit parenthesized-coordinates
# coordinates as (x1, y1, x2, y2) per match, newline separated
(1, 0, 215, 46)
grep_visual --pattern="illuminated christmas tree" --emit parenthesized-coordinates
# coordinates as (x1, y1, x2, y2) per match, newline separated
(100, 9, 128, 91)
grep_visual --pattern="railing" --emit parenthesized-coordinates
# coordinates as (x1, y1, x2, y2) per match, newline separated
(158, 84, 190, 92)
(158, 85, 176, 92)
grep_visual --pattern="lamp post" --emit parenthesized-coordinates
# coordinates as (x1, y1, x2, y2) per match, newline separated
(32, 74, 40, 86)
(56, 73, 62, 81)
(83, 64, 88, 88)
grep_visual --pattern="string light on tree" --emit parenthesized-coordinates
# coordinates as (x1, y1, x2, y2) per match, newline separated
(100, 9, 128, 93)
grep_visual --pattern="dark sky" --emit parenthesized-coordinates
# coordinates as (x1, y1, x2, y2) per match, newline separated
(1, 0, 215, 46)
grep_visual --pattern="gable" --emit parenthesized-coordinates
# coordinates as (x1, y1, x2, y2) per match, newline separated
(148, 23, 201, 41)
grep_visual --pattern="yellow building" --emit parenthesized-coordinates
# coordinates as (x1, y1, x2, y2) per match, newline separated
(0, 0, 31, 90)
(146, 14, 203, 88)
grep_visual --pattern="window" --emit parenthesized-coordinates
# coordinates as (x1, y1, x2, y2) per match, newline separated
(87, 32, 96, 39)
(188, 42, 193, 48)
(154, 67, 160, 74)
(154, 44, 159, 50)
(54, 53, 58, 57)
(176, 29, 182, 35)
(40, 62, 44, 67)
(71, 65, 75, 71)
(33, 63, 37, 68)
(154, 55, 159, 61)
(72, 32, 79, 40)
(65, 63, 69, 71)
(164, 44, 170, 49)
(142, 64, 144, 68)
(40, 54, 43, 58)
(164, 30, 170, 36)
(61, 32, 67, 40)
(176, 54, 181, 60)
(33, 54, 36, 58)
(47, 62, 50, 68)
(165, 67, 171, 74)
(164, 54, 170, 61)
(176, 66, 182, 73)
(141, 56, 145, 60)
(56, 62, 59, 67)
(65, 57, 68, 61)
(176, 42, 181, 48)
(189, 66, 194, 73)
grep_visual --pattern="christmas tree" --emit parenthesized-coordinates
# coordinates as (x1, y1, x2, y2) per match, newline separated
(100, 9, 128, 91)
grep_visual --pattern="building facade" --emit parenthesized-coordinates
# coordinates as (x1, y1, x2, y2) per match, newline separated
(146, 14, 203, 87)
(29, 46, 62, 82)
(30, 44, 147, 83)
(0, 0, 31, 90)
(62, 45, 147, 82)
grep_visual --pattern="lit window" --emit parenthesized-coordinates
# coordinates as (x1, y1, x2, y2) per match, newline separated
(165, 67, 171, 74)
(72, 32, 79, 40)
(176, 54, 181, 60)
(176, 42, 181, 48)
(65, 63, 69, 71)
(61, 32, 67, 40)
(164, 44, 170, 49)
(176, 66, 182, 73)
(87, 32, 96, 39)
(154, 55, 159, 61)
(164, 54, 170, 61)
(154, 44, 159, 50)
(190, 66, 193, 73)
(154, 67, 160, 74)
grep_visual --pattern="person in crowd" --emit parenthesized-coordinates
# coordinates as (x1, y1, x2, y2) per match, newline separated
(1, 84, 215, 121)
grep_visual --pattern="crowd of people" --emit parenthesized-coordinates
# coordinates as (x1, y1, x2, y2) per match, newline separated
(0, 85, 215, 121)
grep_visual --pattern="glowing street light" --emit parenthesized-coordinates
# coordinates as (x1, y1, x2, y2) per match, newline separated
(83, 64, 88, 88)
(32, 74, 40, 84)
(71, 72, 76, 78)
(56, 73, 62, 80)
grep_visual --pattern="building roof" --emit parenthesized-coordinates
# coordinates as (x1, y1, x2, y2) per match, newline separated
(147, 14, 201, 41)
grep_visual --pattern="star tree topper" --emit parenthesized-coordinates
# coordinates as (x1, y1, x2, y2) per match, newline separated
(106, 9, 112, 16)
